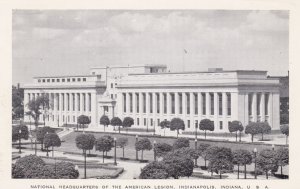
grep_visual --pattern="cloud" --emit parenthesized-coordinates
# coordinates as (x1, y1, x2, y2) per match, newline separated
(32, 28, 66, 39)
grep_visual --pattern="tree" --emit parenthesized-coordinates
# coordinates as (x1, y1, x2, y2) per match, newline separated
(75, 133, 95, 179)
(197, 143, 211, 168)
(135, 138, 153, 160)
(256, 149, 278, 179)
(173, 137, 190, 150)
(154, 143, 173, 158)
(159, 120, 170, 136)
(228, 121, 244, 142)
(122, 117, 134, 133)
(43, 133, 61, 157)
(199, 119, 214, 139)
(139, 161, 169, 179)
(116, 137, 128, 158)
(111, 117, 123, 133)
(36, 126, 54, 150)
(170, 118, 185, 138)
(27, 95, 50, 129)
(162, 150, 194, 179)
(275, 147, 289, 176)
(232, 149, 252, 179)
(207, 147, 233, 179)
(12, 85, 24, 120)
(205, 146, 220, 175)
(280, 113, 289, 124)
(12, 125, 29, 142)
(258, 122, 271, 141)
(280, 125, 289, 145)
(86, 134, 96, 155)
(173, 147, 200, 166)
(77, 115, 90, 131)
(245, 122, 261, 143)
(12, 155, 45, 178)
(95, 135, 114, 163)
(100, 115, 110, 132)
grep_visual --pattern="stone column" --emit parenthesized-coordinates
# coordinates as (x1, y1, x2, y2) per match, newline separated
(80, 93, 84, 115)
(175, 92, 179, 116)
(117, 92, 123, 120)
(252, 93, 257, 122)
(222, 92, 227, 128)
(139, 92, 144, 126)
(166, 93, 171, 120)
(260, 93, 265, 122)
(190, 92, 195, 127)
(271, 92, 280, 130)
(159, 93, 164, 119)
(182, 92, 187, 120)
(153, 92, 157, 120)
(206, 93, 210, 117)
(198, 93, 202, 118)
(214, 92, 218, 130)
(126, 92, 130, 114)
(59, 93, 63, 126)
(91, 92, 97, 127)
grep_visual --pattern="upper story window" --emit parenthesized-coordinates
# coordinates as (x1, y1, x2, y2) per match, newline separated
(47, 79, 50, 82)
(62, 79, 65, 82)
(57, 79, 60, 82)
(38, 79, 41, 83)
(83, 78, 86, 82)
(111, 83, 113, 88)
(77, 78, 81, 82)
(72, 78, 76, 82)
(42, 79, 45, 83)
(67, 78, 70, 82)
(52, 79, 55, 82)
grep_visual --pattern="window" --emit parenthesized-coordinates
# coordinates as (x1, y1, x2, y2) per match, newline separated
(77, 78, 81, 82)
(219, 121, 223, 130)
(52, 79, 55, 82)
(130, 93, 133, 113)
(156, 93, 160, 113)
(186, 93, 190, 114)
(150, 93, 153, 113)
(143, 93, 146, 113)
(67, 94, 70, 111)
(171, 93, 175, 114)
(83, 78, 86, 82)
(78, 94, 80, 111)
(136, 93, 139, 113)
(163, 93, 167, 114)
(72, 78, 76, 82)
(38, 79, 41, 83)
(150, 118, 153, 126)
(62, 94, 65, 111)
(123, 93, 126, 113)
(202, 93, 206, 115)
(265, 93, 269, 115)
(68, 116, 70, 122)
(57, 79, 60, 82)
(111, 94, 113, 99)
(157, 119, 160, 126)
(72, 94, 75, 111)
(88, 93, 91, 112)
(62, 79, 65, 82)
(195, 120, 198, 129)
(115, 83, 117, 86)
(227, 93, 231, 116)
(248, 94, 252, 115)
(67, 78, 70, 82)
(210, 93, 214, 115)
(257, 94, 261, 115)
(73, 116, 75, 122)
(187, 120, 190, 128)
(179, 93, 183, 114)
(218, 93, 222, 115)
(137, 118, 139, 126)
(47, 79, 50, 82)
(42, 79, 45, 83)
(144, 118, 146, 126)
(111, 83, 114, 88)
(63, 115, 65, 122)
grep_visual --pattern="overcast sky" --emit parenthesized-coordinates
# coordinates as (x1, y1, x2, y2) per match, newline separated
(12, 10, 289, 85)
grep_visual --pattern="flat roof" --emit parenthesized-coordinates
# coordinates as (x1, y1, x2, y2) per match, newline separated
(33, 75, 96, 79)
(90, 64, 167, 69)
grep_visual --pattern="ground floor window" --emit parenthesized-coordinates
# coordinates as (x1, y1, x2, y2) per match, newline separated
(144, 118, 146, 126)
(219, 121, 223, 130)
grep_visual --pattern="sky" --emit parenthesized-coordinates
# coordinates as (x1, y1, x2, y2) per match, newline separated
(12, 10, 289, 85)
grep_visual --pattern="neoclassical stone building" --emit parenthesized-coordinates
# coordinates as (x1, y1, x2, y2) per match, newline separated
(23, 64, 280, 132)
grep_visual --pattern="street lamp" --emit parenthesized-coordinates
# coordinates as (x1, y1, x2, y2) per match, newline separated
(153, 121, 156, 135)
(153, 140, 157, 161)
(135, 135, 139, 160)
(194, 138, 198, 167)
(272, 144, 275, 151)
(18, 129, 22, 154)
(114, 137, 117, 165)
(254, 148, 257, 179)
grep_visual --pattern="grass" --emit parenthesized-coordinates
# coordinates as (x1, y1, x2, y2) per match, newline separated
(57, 131, 285, 162)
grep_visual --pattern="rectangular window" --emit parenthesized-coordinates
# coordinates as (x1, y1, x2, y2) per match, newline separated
(265, 93, 269, 115)
(136, 93, 139, 113)
(77, 78, 81, 82)
(210, 93, 214, 115)
(186, 93, 190, 114)
(143, 93, 146, 113)
(219, 121, 223, 130)
(52, 79, 55, 82)
(47, 79, 50, 82)
(179, 93, 183, 114)
(78, 94, 80, 111)
(218, 93, 222, 115)
(52, 115, 54, 121)
(68, 116, 70, 122)
(257, 94, 261, 115)
(150, 118, 153, 126)
(163, 93, 167, 114)
(248, 94, 252, 115)
(62, 79, 65, 82)
(57, 79, 60, 82)
(157, 119, 160, 126)
(202, 93, 206, 115)
(42, 79, 45, 82)
(83, 78, 86, 82)
(111, 94, 113, 99)
(137, 118, 139, 126)
(72, 78, 75, 82)
(67, 78, 70, 82)
(130, 93, 133, 113)
(195, 120, 198, 129)
(187, 120, 190, 128)
(63, 115, 65, 122)
(111, 83, 113, 88)
(150, 93, 153, 113)
(73, 116, 75, 122)
(171, 93, 175, 114)
(123, 93, 126, 113)
(144, 118, 146, 126)
(227, 93, 231, 116)
(157, 93, 160, 114)
(194, 93, 198, 114)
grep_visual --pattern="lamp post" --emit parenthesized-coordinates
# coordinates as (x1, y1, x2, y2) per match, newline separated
(34, 139, 37, 155)
(153, 140, 157, 161)
(84, 149, 87, 179)
(74, 165, 79, 178)
(272, 144, 275, 151)
(46, 132, 49, 157)
(18, 129, 22, 154)
(153, 121, 156, 135)
(254, 148, 257, 179)
(114, 137, 117, 165)
(194, 138, 198, 167)
(195, 122, 198, 140)
(135, 135, 139, 160)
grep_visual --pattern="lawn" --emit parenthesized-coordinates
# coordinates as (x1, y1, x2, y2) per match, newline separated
(57, 131, 285, 162)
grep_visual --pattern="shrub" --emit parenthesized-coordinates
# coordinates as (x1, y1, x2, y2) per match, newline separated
(95, 135, 114, 163)
(116, 137, 128, 158)
(245, 122, 261, 142)
(111, 117, 122, 133)
(280, 125, 289, 145)
(135, 138, 153, 160)
(54, 161, 79, 179)
(199, 119, 214, 139)
(173, 137, 190, 150)
(170, 118, 185, 138)
(36, 126, 55, 150)
(12, 155, 45, 178)
(44, 133, 61, 157)
(122, 117, 134, 133)
(12, 125, 29, 142)
(232, 149, 252, 179)
(139, 161, 169, 179)
(228, 121, 244, 142)
(197, 143, 211, 168)
(258, 122, 271, 141)
(276, 147, 289, 176)
(100, 115, 110, 132)
(257, 149, 278, 179)
(154, 143, 173, 157)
